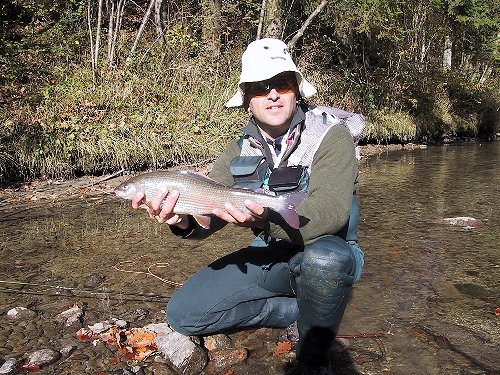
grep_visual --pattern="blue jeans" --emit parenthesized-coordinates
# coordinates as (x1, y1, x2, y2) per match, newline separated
(167, 235, 364, 337)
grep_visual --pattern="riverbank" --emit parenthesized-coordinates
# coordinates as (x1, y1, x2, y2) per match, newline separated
(0, 143, 424, 205)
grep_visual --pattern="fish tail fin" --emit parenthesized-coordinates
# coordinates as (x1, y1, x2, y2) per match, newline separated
(277, 192, 306, 229)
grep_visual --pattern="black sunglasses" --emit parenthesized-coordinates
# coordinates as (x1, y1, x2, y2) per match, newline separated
(245, 75, 298, 97)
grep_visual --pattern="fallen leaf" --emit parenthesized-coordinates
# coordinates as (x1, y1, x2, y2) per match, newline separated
(410, 327, 429, 341)
(20, 363, 41, 372)
(495, 307, 500, 316)
(126, 328, 157, 348)
(110, 357, 121, 365)
(76, 328, 94, 341)
(273, 340, 293, 357)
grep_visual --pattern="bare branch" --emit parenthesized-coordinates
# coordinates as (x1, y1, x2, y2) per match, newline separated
(127, 0, 155, 64)
(288, 0, 327, 49)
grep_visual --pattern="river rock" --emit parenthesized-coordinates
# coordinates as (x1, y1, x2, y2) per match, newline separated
(24, 348, 61, 367)
(6, 307, 36, 321)
(205, 348, 248, 374)
(203, 334, 232, 351)
(0, 358, 18, 374)
(60, 345, 76, 357)
(155, 331, 207, 375)
(128, 308, 150, 322)
(55, 305, 83, 327)
(142, 323, 172, 335)
(438, 216, 483, 229)
(88, 320, 114, 334)
(83, 273, 106, 288)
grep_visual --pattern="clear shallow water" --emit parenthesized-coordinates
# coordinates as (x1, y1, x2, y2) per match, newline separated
(0, 141, 498, 374)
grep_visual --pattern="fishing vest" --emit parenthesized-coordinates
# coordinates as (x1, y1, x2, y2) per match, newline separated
(230, 105, 365, 242)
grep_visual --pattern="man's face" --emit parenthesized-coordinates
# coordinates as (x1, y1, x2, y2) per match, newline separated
(245, 72, 299, 138)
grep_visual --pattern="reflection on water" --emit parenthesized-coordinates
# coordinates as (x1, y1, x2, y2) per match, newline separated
(358, 142, 499, 287)
(0, 141, 498, 374)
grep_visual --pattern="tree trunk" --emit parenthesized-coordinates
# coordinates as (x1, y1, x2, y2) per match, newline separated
(201, 0, 221, 55)
(107, 0, 115, 64)
(87, 0, 96, 83)
(94, 0, 104, 68)
(263, 0, 284, 39)
(443, 35, 452, 71)
(154, 0, 164, 41)
(110, 0, 126, 65)
(256, 0, 267, 40)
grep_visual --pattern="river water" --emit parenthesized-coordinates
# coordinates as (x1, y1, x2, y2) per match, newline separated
(0, 141, 498, 374)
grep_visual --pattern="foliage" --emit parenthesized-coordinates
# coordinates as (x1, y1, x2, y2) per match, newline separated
(364, 109, 417, 143)
(0, 0, 499, 182)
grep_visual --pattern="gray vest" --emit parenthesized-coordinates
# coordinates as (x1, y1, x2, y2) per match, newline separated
(230, 105, 363, 242)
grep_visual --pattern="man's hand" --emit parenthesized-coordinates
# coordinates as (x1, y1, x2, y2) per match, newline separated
(212, 200, 267, 229)
(131, 189, 190, 229)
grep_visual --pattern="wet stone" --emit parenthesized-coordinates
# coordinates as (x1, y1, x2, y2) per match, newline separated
(420, 319, 500, 373)
(43, 324, 59, 337)
(203, 334, 232, 351)
(155, 331, 208, 375)
(8, 331, 25, 343)
(25, 348, 61, 367)
(5, 307, 36, 321)
(55, 305, 84, 327)
(0, 357, 17, 375)
(145, 362, 176, 374)
(67, 351, 90, 362)
(128, 308, 150, 323)
(205, 348, 249, 375)
(59, 345, 76, 357)
(249, 345, 268, 360)
(0, 334, 9, 346)
(84, 273, 106, 288)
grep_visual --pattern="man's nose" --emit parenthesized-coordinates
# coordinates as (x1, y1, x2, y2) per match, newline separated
(267, 88, 280, 100)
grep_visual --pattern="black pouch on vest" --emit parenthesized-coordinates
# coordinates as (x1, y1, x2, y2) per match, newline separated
(268, 166, 304, 192)
(230, 155, 268, 190)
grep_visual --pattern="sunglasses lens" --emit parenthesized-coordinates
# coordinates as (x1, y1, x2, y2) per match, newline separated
(246, 77, 296, 97)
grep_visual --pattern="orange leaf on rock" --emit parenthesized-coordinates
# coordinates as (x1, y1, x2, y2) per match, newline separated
(126, 328, 157, 348)
(76, 328, 94, 341)
(495, 307, 500, 316)
(273, 340, 293, 357)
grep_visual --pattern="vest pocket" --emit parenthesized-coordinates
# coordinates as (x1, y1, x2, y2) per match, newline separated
(230, 156, 269, 190)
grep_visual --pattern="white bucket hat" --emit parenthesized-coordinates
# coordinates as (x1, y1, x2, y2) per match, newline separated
(226, 38, 317, 107)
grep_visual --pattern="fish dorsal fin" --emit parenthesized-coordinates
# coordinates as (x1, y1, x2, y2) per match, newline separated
(178, 170, 229, 187)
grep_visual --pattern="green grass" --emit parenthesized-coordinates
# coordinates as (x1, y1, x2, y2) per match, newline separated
(363, 109, 417, 143)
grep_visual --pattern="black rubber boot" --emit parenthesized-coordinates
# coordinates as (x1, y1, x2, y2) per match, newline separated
(290, 236, 356, 375)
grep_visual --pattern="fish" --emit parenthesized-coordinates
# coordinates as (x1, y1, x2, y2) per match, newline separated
(114, 170, 305, 229)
